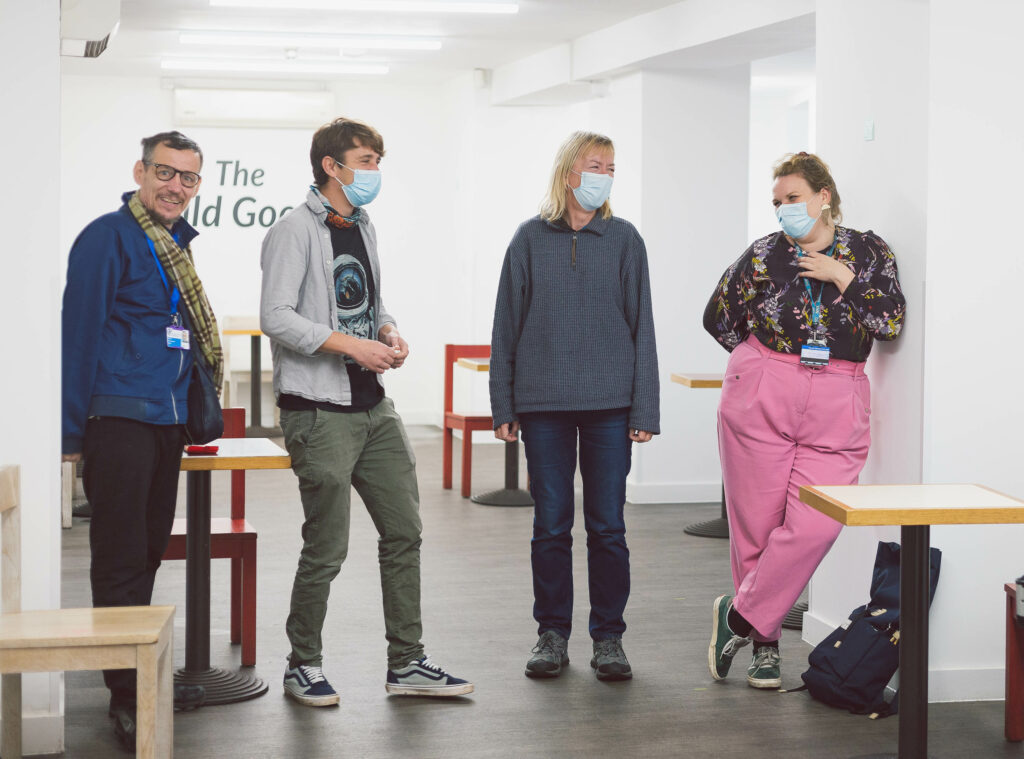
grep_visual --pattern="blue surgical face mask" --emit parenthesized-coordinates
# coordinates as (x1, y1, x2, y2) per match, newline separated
(776, 201, 823, 239)
(571, 170, 613, 212)
(334, 161, 381, 207)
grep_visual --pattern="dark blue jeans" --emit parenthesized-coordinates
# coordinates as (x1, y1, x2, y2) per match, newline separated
(519, 408, 632, 641)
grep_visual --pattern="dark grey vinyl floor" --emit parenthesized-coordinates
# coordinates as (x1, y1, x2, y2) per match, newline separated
(53, 427, 1019, 758)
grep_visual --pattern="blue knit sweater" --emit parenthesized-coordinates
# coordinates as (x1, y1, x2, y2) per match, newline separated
(489, 214, 660, 434)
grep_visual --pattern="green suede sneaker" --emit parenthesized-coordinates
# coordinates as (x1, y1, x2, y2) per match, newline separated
(708, 594, 750, 680)
(746, 645, 782, 689)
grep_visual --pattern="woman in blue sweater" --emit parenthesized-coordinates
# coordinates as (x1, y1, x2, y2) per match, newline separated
(489, 131, 660, 682)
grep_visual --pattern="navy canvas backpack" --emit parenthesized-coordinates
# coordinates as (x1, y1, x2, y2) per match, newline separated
(797, 541, 941, 718)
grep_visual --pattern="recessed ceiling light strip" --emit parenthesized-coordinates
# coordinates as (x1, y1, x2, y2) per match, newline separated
(179, 32, 442, 50)
(208, 0, 518, 13)
(161, 58, 389, 74)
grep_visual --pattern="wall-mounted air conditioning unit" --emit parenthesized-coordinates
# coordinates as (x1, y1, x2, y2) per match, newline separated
(173, 88, 337, 130)
(61, 0, 120, 58)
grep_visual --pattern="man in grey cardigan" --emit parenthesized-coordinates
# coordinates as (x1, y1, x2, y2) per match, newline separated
(260, 117, 472, 705)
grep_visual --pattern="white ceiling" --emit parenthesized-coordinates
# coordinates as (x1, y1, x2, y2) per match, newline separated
(63, 0, 688, 85)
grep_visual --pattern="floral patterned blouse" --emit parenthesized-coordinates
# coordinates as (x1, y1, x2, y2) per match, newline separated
(703, 226, 905, 362)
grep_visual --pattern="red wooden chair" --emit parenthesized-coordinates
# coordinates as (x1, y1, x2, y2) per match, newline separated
(163, 407, 258, 666)
(443, 344, 494, 498)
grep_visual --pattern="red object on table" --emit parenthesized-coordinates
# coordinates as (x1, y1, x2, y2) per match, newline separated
(164, 407, 259, 666)
(185, 445, 219, 455)
(443, 344, 494, 498)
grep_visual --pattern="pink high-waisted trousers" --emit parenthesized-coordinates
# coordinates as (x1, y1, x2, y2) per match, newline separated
(717, 335, 871, 642)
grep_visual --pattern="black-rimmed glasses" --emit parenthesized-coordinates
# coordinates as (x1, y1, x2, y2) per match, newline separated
(145, 161, 201, 188)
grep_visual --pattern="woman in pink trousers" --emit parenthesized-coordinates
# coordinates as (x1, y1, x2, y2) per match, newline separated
(703, 152, 906, 689)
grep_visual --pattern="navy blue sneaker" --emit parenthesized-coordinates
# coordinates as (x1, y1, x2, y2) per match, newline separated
(283, 661, 340, 706)
(386, 655, 474, 696)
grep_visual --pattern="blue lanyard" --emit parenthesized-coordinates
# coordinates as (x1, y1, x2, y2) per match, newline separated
(798, 236, 838, 327)
(146, 238, 181, 317)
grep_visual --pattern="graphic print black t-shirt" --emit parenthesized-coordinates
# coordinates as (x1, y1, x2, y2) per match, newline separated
(330, 223, 384, 410)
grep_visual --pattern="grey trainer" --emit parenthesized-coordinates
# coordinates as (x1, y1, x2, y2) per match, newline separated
(526, 631, 569, 678)
(590, 637, 632, 681)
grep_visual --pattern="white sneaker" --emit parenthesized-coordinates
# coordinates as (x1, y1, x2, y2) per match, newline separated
(385, 655, 474, 696)
(283, 661, 340, 706)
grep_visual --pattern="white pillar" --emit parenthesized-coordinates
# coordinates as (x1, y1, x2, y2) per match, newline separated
(809, 0, 1024, 702)
(615, 67, 751, 504)
(0, 0, 65, 752)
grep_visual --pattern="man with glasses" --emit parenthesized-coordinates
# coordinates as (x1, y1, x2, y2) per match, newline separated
(260, 117, 472, 706)
(62, 130, 217, 750)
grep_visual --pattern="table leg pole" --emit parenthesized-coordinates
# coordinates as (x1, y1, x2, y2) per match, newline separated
(504, 440, 518, 490)
(249, 336, 262, 430)
(178, 469, 268, 704)
(185, 471, 211, 672)
(682, 482, 729, 539)
(899, 524, 930, 759)
(470, 439, 533, 507)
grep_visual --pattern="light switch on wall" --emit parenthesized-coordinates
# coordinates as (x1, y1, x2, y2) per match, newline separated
(864, 119, 875, 141)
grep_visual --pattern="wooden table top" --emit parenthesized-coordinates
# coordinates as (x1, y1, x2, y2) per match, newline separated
(671, 372, 724, 388)
(180, 437, 290, 471)
(456, 358, 490, 372)
(799, 483, 1024, 526)
(221, 315, 262, 336)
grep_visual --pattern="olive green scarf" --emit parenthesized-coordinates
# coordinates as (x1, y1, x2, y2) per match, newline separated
(128, 192, 223, 389)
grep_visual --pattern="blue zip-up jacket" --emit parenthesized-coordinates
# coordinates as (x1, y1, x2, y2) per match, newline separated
(62, 191, 198, 454)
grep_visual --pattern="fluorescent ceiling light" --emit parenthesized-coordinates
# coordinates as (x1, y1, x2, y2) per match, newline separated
(208, 0, 518, 13)
(161, 58, 389, 75)
(179, 32, 442, 50)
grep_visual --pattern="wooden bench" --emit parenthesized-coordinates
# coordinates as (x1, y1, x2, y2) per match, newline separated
(0, 465, 174, 758)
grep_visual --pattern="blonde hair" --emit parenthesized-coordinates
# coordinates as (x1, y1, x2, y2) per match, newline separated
(540, 131, 614, 222)
(772, 151, 843, 224)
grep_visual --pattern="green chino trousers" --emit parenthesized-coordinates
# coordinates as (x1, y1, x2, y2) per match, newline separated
(280, 397, 424, 669)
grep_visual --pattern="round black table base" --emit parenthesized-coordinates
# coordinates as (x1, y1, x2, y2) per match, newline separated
(683, 517, 729, 539)
(471, 488, 534, 507)
(175, 667, 268, 705)
(782, 600, 809, 631)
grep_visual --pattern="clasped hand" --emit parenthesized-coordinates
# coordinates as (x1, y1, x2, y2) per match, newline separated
(351, 334, 409, 373)
(797, 250, 855, 292)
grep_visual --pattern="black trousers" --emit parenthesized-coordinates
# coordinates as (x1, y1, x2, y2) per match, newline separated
(83, 416, 184, 705)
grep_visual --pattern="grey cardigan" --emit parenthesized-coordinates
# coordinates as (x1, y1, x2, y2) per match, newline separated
(260, 189, 396, 406)
(489, 214, 660, 434)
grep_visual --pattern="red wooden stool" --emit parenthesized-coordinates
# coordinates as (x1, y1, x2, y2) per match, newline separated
(164, 407, 258, 666)
(442, 344, 493, 498)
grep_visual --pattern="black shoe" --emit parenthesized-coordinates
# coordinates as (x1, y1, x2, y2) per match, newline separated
(174, 683, 206, 712)
(108, 705, 136, 752)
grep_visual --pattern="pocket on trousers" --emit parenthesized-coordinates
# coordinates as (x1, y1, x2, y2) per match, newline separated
(851, 377, 872, 420)
(720, 364, 761, 411)
(280, 408, 320, 450)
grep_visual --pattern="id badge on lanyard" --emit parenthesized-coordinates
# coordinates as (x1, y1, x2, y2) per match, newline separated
(797, 239, 835, 368)
(147, 239, 190, 351)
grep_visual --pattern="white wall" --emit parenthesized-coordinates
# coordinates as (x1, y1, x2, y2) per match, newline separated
(808, 0, 1024, 703)
(1, 1, 65, 753)
(630, 67, 751, 504)
(921, 0, 1024, 698)
(747, 49, 816, 241)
